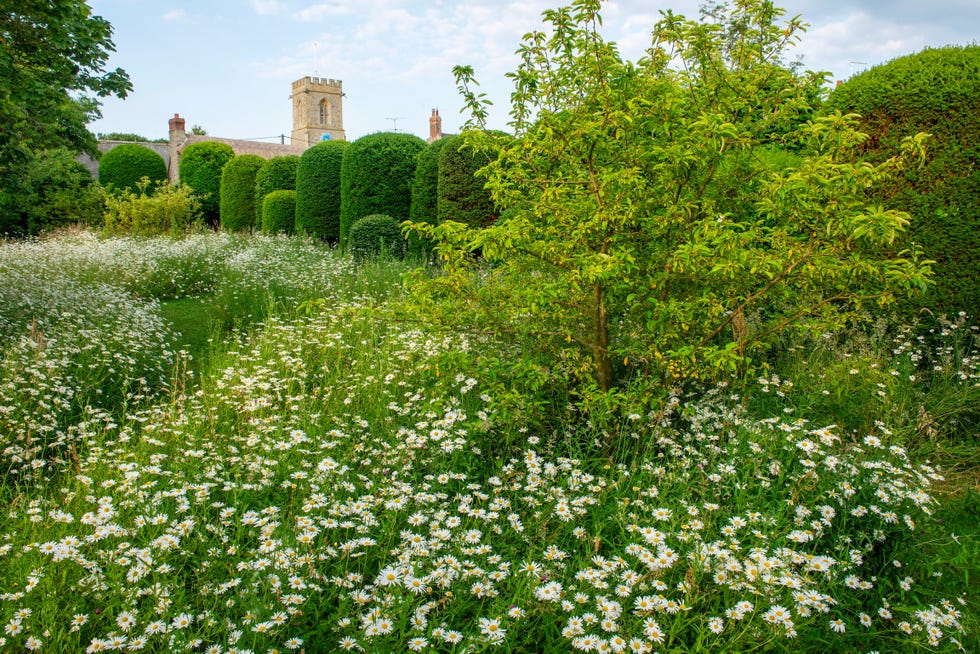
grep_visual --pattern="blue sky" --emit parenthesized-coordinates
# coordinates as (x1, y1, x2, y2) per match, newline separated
(87, 0, 980, 144)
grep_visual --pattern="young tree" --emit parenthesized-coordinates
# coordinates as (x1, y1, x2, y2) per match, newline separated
(409, 0, 931, 394)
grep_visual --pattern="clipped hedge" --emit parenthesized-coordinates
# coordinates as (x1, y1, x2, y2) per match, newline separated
(408, 136, 453, 255)
(822, 45, 980, 317)
(179, 141, 234, 226)
(254, 155, 299, 229)
(347, 214, 406, 259)
(219, 154, 265, 232)
(262, 189, 296, 235)
(98, 144, 167, 193)
(295, 140, 349, 242)
(437, 132, 498, 228)
(339, 132, 426, 249)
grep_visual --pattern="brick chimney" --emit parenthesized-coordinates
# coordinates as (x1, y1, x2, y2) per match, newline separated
(428, 108, 442, 143)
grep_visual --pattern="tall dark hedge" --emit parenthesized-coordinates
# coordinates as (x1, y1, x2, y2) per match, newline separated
(262, 189, 296, 235)
(408, 136, 453, 255)
(179, 141, 234, 226)
(822, 45, 980, 318)
(437, 132, 498, 228)
(295, 140, 349, 242)
(339, 131, 426, 249)
(98, 144, 167, 193)
(219, 154, 265, 232)
(254, 155, 299, 229)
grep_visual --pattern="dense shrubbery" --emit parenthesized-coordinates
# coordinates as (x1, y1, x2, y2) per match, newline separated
(254, 155, 299, 229)
(438, 132, 499, 228)
(409, 136, 452, 255)
(348, 213, 406, 259)
(261, 189, 296, 234)
(179, 141, 234, 226)
(219, 154, 265, 232)
(98, 143, 167, 192)
(340, 131, 426, 248)
(823, 45, 980, 318)
(296, 140, 348, 241)
(102, 179, 201, 236)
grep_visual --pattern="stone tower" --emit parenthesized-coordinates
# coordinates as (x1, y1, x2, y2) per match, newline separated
(290, 76, 346, 146)
(428, 108, 442, 143)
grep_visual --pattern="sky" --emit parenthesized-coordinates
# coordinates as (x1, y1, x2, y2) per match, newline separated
(86, 0, 980, 144)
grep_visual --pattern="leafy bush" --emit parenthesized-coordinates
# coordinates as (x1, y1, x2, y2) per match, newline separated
(98, 143, 167, 193)
(254, 155, 299, 229)
(409, 136, 452, 255)
(261, 189, 296, 235)
(340, 131, 426, 248)
(822, 45, 980, 318)
(102, 178, 201, 236)
(219, 154, 265, 232)
(179, 141, 234, 226)
(348, 213, 405, 259)
(438, 132, 498, 228)
(296, 140, 348, 241)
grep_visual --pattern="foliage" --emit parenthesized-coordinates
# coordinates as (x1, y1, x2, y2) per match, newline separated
(218, 154, 265, 232)
(410, 0, 932, 396)
(0, 0, 131, 203)
(822, 45, 980, 318)
(261, 189, 296, 235)
(295, 140, 349, 241)
(409, 136, 453, 256)
(190, 124, 207, 135)
(178, 141, 234, 226)
(101, 178, 202, 236)
(0, 147, 104, 235)
(347, 213, 406, 259)
(98, 143, 167, 193)
(437, 132, 499, 228)
(97, 132, 165, 143)
(340, 131, 426, 249)
(253, 155, 299, 229)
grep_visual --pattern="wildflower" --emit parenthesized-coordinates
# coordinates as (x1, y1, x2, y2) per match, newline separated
(829, 619, 846, 633)
(708, 617, 724, 634)
(479, 617, 505, 640)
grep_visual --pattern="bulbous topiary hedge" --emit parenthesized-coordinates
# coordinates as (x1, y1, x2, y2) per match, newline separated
(219, 154, 265, 232)
(408, 136, 453, 255)
(437, 132, 499, 229)
(98, 144, 167, 193)
(822, 45, 980, 318)
(295, 140, 349, 242)
(254, 155, 300, 229)
(339, 132, 426, 249)
(179, 141, 235, 226)
(347, 214, 406, 259)
(261, 189, 296, 235)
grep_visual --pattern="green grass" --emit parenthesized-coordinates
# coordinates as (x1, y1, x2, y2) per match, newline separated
(159, 296, 216, 378)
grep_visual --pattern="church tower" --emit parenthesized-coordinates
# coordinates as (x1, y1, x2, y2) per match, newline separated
(290, 76, 346, 146)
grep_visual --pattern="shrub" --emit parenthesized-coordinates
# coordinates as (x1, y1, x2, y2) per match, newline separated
(409, 136, 453, 255)
(179, 141, 234, 226)
(261, 189, 296, 235)
(437, 132, 498, 228)
(295, 140, 348, 241)
(98, 143, 167, 193)
(339, 132, 426, 249)
(219, 154, 265, 232)
(822, 45, 980, 318)
(254, 155, 299, 229)
(102, 178, 201, 236)
(348, 214, 405, 259)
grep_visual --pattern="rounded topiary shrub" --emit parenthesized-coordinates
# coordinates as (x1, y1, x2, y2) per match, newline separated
(219, 154, 265, 232)
(295, 140, 349, 242)
(822, 45, 980, 318)
(261, 189, 296, 235)
(408, 135, 453, 255)
(437, 132, 499, 228)
(98, 144, 167, 193)
(254, 155, 299, 229)
(340, 131, 426, 249)
(179, 141, 234, 226)
(347, 214, 406, 259)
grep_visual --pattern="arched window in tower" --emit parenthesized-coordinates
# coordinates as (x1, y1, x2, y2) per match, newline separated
(319, 99, 331, 126)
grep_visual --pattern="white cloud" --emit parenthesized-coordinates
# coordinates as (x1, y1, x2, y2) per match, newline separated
(162, 9, 186, 21)
(251, 0, 288, 16)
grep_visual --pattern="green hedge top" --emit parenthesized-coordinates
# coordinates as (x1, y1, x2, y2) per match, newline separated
(296, 140, 349, 241)
(410, 136, 453, 226)
(98, 144, 167, 193)
(179, 141, 235, 223)
(254, 155, 300, 228)
(219, 154, 265, 232)
(437, 132, 499, 229)
(262, 189, 296, 235)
